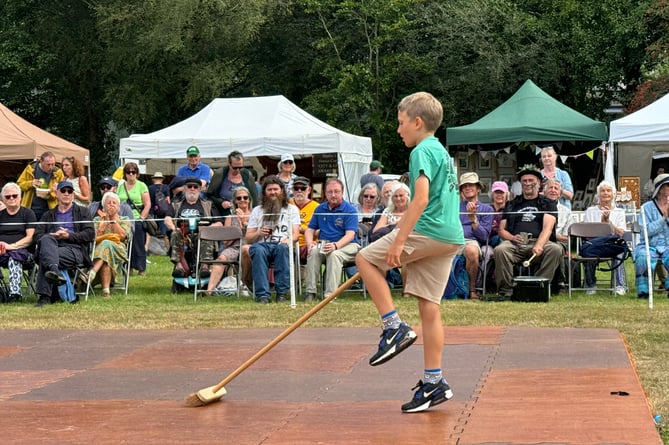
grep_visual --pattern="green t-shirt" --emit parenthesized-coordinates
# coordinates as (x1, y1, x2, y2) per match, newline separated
(117, 180, 149, 219)
(409, 136, 464, 244)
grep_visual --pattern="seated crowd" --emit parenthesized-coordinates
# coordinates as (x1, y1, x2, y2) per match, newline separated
(1, 149, 653, 306)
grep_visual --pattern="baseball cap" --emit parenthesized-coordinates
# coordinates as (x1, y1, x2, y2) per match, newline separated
(293, 176, 310, 186)
(281, 153, 294, 163)
(370, 160, 384, 170)
(186, 145, 200, 156)
(491, 181, 509, 193)
(99, 176, 116, 187)
(57, 180, 74, 191)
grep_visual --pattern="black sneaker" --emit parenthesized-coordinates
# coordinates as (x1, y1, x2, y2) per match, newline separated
(369, 322, 417, 366)
(35, 296, 51, 307)
(275, 293, 287, 302)
(45, 270, 66, 285)
(7, 294, 22, 303)
(401, 379, 453, 413)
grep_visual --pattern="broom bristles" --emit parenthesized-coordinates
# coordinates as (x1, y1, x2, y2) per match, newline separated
(184, 385, 227, 407)
(184, 393, 207, 407)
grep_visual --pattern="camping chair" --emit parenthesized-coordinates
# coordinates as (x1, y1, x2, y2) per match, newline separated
(194, 225, 244, 301)
(567, 222, 620, 297)
(85, 231, 133, 300)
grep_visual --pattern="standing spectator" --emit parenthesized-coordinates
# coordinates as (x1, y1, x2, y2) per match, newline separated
(89, 192, 132, 298)
(207, 186, 252, 294)
(116, 162, 151, 276)
(207, 151, 258, 217)
(147, 172, 171, 251)
(304, 178, 360, 302)
(177, 146, 211, 190)
(458, 172, 494, 299)
(582, 181, 628, 295)
(290, 176, 319, 262)
(276, 154, 297, 198)
(0, 183, 36, 303)
(61, 156, 90, 206)
(356, 92, 464, 412)
(17, 151, 64, 221)
(33, 180, 95, 307)
(540, 146, 574, 209)
(359, 160, 385, 193)
(245, 176, 300, 304)
(635, 173, 669, 299)
(494, 165, 562, 299)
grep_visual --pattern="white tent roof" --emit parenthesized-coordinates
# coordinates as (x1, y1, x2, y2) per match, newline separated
(119, 95, 372, 199)
(609, 92, 669, 196)
(610, 92, 669, 142)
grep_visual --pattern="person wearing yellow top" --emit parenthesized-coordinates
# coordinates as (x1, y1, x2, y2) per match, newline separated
(290, 176, 319, 262)
(17, 151, 64, 221)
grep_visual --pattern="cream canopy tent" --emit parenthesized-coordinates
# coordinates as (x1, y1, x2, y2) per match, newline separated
(119, 95, 373, 199)
(0, 102, 90, 166)
(609, 92, 669, 190)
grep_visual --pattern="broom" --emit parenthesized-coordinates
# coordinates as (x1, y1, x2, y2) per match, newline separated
(185, 272, 362, 407)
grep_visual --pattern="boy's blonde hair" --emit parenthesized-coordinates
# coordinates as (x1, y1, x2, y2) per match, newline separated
(397, 92, 443, 133)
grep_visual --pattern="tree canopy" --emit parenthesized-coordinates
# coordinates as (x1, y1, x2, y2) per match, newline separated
(0, 0, 661, 176)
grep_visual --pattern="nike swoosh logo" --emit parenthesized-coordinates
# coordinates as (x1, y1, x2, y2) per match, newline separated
(423, 387, 438, 398)
(385, 330, 401, 345)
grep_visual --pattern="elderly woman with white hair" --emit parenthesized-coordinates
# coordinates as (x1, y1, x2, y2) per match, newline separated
(583, 180, 627, 295)
(89, 192, 132, 298)
(0, 182, 37, 303)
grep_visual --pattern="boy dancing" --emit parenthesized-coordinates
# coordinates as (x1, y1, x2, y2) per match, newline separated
(356, 92, 464, 412)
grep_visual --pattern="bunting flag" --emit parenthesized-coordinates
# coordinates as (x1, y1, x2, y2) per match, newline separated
(533, 144, 541, 155)
(504, 146, 512, 154)
(468, 148, 475, 156)
(560, 155, 568, 164)
(585, 150, 594, 160)
(492, 149, 500, 156)
(480, 151, 489, 159)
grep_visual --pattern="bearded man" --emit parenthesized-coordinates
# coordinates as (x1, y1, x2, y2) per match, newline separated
(246, 176, 300, 304)
(165, 177, 221, 277)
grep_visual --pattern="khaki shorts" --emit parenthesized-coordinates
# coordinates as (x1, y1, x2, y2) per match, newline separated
(359, 229, 461, 304)
(456, 238, 481, 256)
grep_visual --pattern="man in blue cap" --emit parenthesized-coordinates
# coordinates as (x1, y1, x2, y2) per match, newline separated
(34, 180, 95, 306)
(177, 146, 211, 190)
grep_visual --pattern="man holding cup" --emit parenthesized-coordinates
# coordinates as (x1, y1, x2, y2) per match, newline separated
(245, 176, 300, 304)
(304, 178, 360, 302)
(492, 165, 562, 299)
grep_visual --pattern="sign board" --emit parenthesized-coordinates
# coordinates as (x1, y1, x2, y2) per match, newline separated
(618, 176, 640, 208)
(313, 153, 338, 177)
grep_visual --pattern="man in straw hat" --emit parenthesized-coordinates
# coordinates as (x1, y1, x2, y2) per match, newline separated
(493, 164, 562, 300)
(457, 172, 493, 299)
(633, 173, 669, 299)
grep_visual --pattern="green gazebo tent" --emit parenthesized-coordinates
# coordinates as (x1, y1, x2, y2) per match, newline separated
(446, 80, 607, 152)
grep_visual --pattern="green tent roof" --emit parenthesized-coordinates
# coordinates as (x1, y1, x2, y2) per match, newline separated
(446, 80, 608, 147)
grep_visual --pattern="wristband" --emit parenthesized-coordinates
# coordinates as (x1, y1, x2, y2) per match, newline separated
(334, 243, 338, 250)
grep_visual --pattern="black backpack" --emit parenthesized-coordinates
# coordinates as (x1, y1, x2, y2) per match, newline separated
(579, 235, 631, 271)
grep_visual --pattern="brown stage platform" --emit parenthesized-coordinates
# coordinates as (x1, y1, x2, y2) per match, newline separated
(0, 327, 661, 445)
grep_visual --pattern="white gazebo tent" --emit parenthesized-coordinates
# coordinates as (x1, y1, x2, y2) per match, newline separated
(119, 95, 373, 200)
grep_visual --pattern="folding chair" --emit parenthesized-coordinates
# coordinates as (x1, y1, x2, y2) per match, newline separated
(567, 222, 619, 297)
(85, 231, 133, 301)
(194, 225, 244, 301)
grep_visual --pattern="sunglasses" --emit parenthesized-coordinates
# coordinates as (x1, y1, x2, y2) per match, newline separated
(3, 194, 18, 200)
(100, 184, 113, 190)
(235, 195, 250, 201)
(293, 186, 307, 191)
(125, 171, 138, 175)
(363, 195, 377, 199)
(60, 188, 74, 194)
(282, 160, 294, 165)
(185, 184, 200, 189)
(230, 166, 243, 171)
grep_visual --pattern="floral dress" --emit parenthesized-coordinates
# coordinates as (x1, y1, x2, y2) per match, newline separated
(93, 216, 132, 279)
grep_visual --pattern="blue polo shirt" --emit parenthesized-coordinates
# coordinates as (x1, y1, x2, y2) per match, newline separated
(308, 200, 359, 244)
(176, 163, 212, 185)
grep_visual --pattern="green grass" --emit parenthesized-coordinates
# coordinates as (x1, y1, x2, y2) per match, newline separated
(3, 256, 668, 442)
